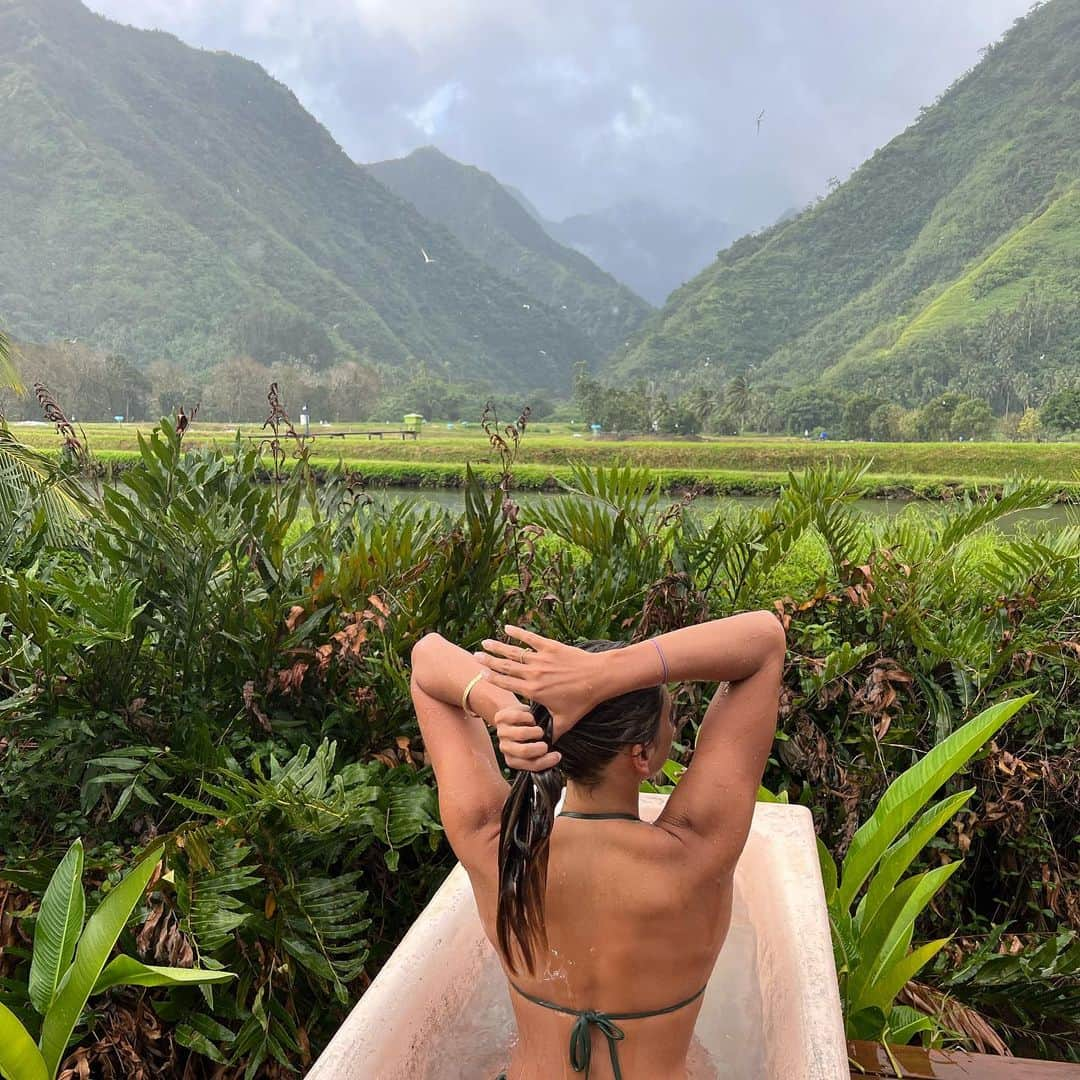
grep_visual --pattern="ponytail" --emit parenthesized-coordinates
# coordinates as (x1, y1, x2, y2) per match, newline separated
(495, 642, 665, 974)
(497, 707, 563, 974)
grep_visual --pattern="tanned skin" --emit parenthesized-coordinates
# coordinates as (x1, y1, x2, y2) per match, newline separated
(410, 613, 785, 1080)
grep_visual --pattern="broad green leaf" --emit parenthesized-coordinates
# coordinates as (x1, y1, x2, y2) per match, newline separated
(0, 1000, 48, 1080)
(817, 837, 838, 905)
(837, 695, 1030, 909)
(887, 1005, 935, 1045)
(39, 846, 163, 1077)
(829, 906, 858, 981)
(850, 862, 960, 1005)
(863, 937, 951, 1012)
(756, 784, 788, 804)
(857, 788, 973, 932)
(91, 955, 235, 995)
(174, 1023, 228, 1065)
(845, 1004, 887, 1042)
(29, 840, 85, 1016)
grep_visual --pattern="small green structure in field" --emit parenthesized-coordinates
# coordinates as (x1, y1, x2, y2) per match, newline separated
(403, 413, 425, 435)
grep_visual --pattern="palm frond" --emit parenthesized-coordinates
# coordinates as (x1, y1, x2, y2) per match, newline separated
(0, 329, 24, 395)
(0, 422, 92, 546)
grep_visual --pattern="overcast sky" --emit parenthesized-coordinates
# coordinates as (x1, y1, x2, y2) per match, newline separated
(88, 0, 1033, 227)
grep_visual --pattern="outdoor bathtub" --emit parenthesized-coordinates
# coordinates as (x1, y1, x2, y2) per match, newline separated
(308, 797, 848, 1079)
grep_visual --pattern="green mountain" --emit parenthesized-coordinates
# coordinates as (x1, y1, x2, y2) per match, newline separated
(367, 147, 652, 354)
(0, 0, 595, 390)
(547, 202, 741, 306)
(611, 0, 1080, 410)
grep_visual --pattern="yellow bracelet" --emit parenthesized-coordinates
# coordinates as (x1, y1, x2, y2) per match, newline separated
(461, 672, 487, 717)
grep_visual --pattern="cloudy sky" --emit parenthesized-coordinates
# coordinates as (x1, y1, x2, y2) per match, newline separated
(88, 0, 1033, 228)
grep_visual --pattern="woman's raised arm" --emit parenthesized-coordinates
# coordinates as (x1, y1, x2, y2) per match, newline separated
(480, 613, 786, 862)
(410, 633, 536, 863)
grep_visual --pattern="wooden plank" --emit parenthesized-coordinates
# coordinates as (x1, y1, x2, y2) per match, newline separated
(848, 1041, 1080, 1078)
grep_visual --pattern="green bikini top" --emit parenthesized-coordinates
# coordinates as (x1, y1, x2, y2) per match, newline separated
(506, 809, 708, 1080)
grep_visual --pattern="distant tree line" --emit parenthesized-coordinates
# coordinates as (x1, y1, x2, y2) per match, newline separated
(0, 339, 556, 427)
(3, 332, 1076, 441)
(572, 367, 1080, 441)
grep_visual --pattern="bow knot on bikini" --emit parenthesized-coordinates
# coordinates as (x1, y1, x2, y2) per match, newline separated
(568, 1011, 625, 1078)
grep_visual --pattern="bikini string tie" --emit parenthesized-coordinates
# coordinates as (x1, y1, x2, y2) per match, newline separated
(568, 1010, 625, 1079)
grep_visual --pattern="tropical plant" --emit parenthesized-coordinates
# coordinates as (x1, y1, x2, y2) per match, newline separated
(0, 328, 23, 395)
(2, 407, 1077, 1072)
(931, 927, 1080, 1061)
(819, 696, 1032, 1047)
(0, 840, 232, 1080)
(154, 739, 441, 1073)
(0, 422, 91, 548)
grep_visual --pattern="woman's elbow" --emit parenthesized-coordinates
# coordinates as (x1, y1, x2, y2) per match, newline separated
(750, 610, 786, 663)
(410, 632, 445, 681)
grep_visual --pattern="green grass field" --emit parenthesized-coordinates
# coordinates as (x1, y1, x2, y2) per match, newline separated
(12, 420, 1079, 497)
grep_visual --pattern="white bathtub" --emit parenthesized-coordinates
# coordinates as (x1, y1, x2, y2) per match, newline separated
(309, 797, 848, 1079)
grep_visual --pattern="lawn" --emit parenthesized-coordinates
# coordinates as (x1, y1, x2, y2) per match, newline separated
(13, 420, 1080, 495)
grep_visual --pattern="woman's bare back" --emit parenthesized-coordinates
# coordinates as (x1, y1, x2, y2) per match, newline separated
(468, 816, 734, 1080)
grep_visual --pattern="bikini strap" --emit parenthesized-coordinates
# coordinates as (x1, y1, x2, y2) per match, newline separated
(508, 981, 707, 1079)
(557, 811, 641, 822)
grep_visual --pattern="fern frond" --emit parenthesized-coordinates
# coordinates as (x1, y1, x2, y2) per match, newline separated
(176, 833, 260, 954)
(279, 873, 370, 1002)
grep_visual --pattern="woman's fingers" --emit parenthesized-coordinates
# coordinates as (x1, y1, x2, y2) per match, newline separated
(488, 672, 531, 695)
(502, 625, 550, 651)
(485, 656, 536, 679)
(506, 749, 562, 772)
(481, 639, 532, 662)
(499, 738, 550, 760)
(498, 724, 545, 742)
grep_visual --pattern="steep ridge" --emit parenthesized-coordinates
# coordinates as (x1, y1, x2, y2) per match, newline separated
(367, 147, 652, 355)
(0, 0, 595, 390)
(610, 0, 1080, 406)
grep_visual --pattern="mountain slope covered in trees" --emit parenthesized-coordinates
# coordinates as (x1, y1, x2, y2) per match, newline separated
(367, 147, 651, 354)
(0, 0, 595, 391)
(610, 0, 1080, 412)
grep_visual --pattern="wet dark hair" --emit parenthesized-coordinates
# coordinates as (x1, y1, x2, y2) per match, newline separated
(496, 641, 665, 974)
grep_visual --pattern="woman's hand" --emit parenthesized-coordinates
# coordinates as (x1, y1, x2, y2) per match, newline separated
(476, 625, 605, 740)
(494, 704, 562, 772)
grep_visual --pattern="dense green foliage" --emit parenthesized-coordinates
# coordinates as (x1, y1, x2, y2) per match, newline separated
(367, 148, 652, 355)
(1, 414, 1077, 1070)
(612, 0, 1080, 411)
(0, 840, 231, 1080)
(573, 365, 1080, 440)
(819, 697, 1031, 1047)
(0, 0, 596, 391)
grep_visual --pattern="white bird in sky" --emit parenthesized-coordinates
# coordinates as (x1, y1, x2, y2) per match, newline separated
(420, 248, 434, 264)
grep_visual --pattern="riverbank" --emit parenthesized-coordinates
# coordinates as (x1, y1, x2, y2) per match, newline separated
(18, 422, 1079, 494)
(79, 447, 1080, 501)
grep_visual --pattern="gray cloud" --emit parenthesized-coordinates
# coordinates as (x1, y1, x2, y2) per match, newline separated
(88, 0, 1033, 226)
